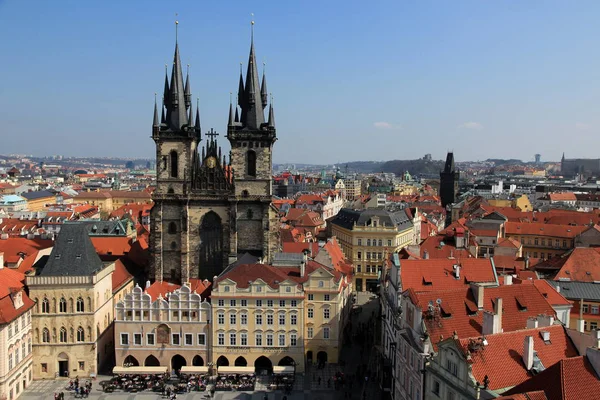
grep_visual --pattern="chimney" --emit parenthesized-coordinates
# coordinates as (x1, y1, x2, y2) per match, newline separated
(145, 280, 151, 290)
(525, 255, 530, 270)
(454, 264, 461, 280)
(555, 285, 560, 293)
(482, 311, 496, 335)
(577, 318, 585, 333)
(504, 275, 513, 285)
(470, 283, 484, 309)
(424, 250, 429, 260)
(537, 314, 554, 327)
(523, 336, 534, 371)
(0, 252, 3, 269)
(494, 297, 503, 332)
(527, 317, 539, 329)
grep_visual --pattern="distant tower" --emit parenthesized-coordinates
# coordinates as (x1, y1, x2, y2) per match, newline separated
(535, 154, 541, 164)
(561, 152, 566, 174)
(440, 152, 460, 208)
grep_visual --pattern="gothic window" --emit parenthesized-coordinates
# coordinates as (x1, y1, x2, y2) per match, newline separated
(77, 327, 85, 342)
(59, 327, 67, 343)
(199, 212, 223, 279)
(168, 187, 175, 194)
(247, 150, 256, 177)
(41, 298, 49, 313)
(76, 297, 84, 312)
(242, 190, 249, 198)
(168, 222, 177, 234)
(59, 298, 67, 313)
(246, 209, 253, 219)
(170, 151, 179, 178)
(170, 241, 177, 250)
(42, 328, 50, 343)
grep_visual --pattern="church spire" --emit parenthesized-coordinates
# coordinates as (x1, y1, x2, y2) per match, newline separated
(237, 63, 244, 108)
(195, 97, 201, 134)
(188, 100, 194, 127)
(184, 64, 191, 109)
(241, 19, 265, 130)
(162, 64, 170, 107)
(165, 20, 188, 131)
(267, 95, 275, 129)
(260, 63, 268, 109)
(228, 93, 235, 126)
(153, 93, 159, 127)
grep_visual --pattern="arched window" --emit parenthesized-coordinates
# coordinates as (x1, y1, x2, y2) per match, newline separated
(76, 297, 84, 312)
(69, 298, 74, 312)
(77, 327, 85, 342)
(247, 151, 256, 177)
(59, 298, 67, 313)
(241, 190, 249, 198)
(168, 222, 177, 234)
(41, 298, 50, 314)
(42, 328, 50, 343)
(168, 187, 175, 194)
(170, 241, 177, 250)
(378, 239, 383, 247)
(170, 151, 178, 178)
(366, 239, 371, 247)
(59, 327, 67, 343)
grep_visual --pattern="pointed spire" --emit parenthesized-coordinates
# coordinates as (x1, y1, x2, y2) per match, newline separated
(188, 101, 194, 127)
(195, 97, 201, 133)
(228, 93, 235, 126)
(260, 62, 268, 109)
(237, 63, 244, 107)
(234, 106, 239, 123)
(267, 94, 276, 129)
(153, 93, 159, 127)
(161, 100, 166, 124)
(163, 64, 170, 106)
(166, 19, 188, 130)
(184, 64, 191, 108)
(242, 18, 265, 129)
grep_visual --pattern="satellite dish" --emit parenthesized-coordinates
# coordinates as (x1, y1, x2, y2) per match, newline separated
(428, 300, 434, 307)
(436, 298, 442, 305)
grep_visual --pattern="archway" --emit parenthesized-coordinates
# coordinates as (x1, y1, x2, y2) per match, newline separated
(254, 356, 273, 373)
(306, 351, 313, 364)
(216, 356, 229, 367)
(278, 356, 295, 366)
(145, 355, 160, 367)
(171, 355, 186, 373)
(192, 355, 204, 366)
(234, 356, 248, 367)
(124, 355, 140, 367)
(199, 212, 223, 279)
(57, 352, 69, 377)
(317, 351, 328, 366)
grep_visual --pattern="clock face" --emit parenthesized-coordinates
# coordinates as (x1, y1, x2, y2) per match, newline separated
(206, 157, 217, 168)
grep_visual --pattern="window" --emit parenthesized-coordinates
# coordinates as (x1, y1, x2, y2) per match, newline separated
(432, 380, 441, 396)
(367, 239, 371, 246)
(308, 308, 314, 318)
(170, 151, 178, 178)
(76, 297, 84, 312)
(132, 333, 142, 345)
(308, 294, 314, 301)
(592, 306, 599, 315)
(230, 333, 237, 346)
(307, 327, 314, 338)
(241, 313, 248, 325)
(218, 313, 225, 325)
(147, 333, 155, 345)
(387, 239, 392, 247)
(324, 294, 330, 301)
(357, 251, 362, 259)
(591, 322, 598, 331)
(318, 281, 324, 288)
(291, 314, 297, 325)
(230, 299, 236, 307)
(78, 361, 85, 371)
(198, 334, 206, 345)
(555, 239, 560, 247)
(256, 300, 262, 307)
(267, 300, 274, 307)
(290, 333, 297, 346)
(291, 300, 297, 307)
(256, 286, 262, 292)
(279, 313, 285, 325)
(59, 327, 67, 343)
(218, 333, 225, 346)
(267, 314, 274, 325)
(542, 238, 546, 246)
(357, 265, 362, 272)
(247, 150, 257, 177)
(172, 333, 180, 345)
(120, 333, 129, 345)
(8, 354, 12, 371)
(280, 300, 286, 307)
(256, 314, 263, 325)
(563, 240, 567, 248)
(168, 222, 177, 234)
(230, 314, 237, 324)
(446, 359, 458, 377)
(42, 328, 50, 343)
(279, 334, 285, 346)
(8, 324, 12, 338)
(241, 333, 248, 346)
(324, 308, 330, 319)
(378, 239, 383, 247)
(358, 239, 362, 246)
(59, 298, 67, 313)
(241, 300, 247, 307)
(255, 333, 262, 346)
(323, 327, 330, 339)
(447, 391, 456, 400)
(584, 304, 590, 313)
(41, 363, 47, 373)
(185, 333, 193, 345)
(534, 238, 539, 245)
(367, 252, 371, 260)
(266, 334, 274, 346)
(218, 299, 225, 307)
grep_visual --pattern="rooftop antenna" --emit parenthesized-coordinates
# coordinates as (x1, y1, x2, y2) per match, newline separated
(175, 14, 179, 43)
(250, 12, 255, 40)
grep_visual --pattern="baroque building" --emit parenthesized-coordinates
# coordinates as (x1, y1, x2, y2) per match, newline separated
(150, 25, 279, 284)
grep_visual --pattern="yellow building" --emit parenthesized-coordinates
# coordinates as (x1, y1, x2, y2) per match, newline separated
(27, 224, 127, 379)
(21, 190, 56, 212)
(505, 222, 587, 259)
(330, 208, 416, 292)
(75, 190, 153, 212)
(211, 253, 351, 373)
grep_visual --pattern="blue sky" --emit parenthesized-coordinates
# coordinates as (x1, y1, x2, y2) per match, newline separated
(0, 0, 598, 164)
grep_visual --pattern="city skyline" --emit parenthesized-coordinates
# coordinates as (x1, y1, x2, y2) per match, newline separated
(0, 1, 598, 163)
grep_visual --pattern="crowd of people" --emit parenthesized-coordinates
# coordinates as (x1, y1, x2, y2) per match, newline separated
(56, 377, 92, 398)
(214, 373, 256, 391)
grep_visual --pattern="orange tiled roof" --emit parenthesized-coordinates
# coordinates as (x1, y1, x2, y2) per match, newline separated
(282, 242, 319, 255)
(552, 247, 600, 282)
(146, 281, 181, 301)
(495, 391, 548, 400)
(419, 235, 473, 260)
(549, 192, 577, 202)
(112, 259, 133, 293)
(320, 238, 353, 276)
(0, 238, 53, 264)
(457, 325, 577, 391)
(90, 237, 132, 257)
(505, 222, 587, 238)
(400, 258, 496, 292)
(497, 237, 522, 248)
(530, 280, 571, 306)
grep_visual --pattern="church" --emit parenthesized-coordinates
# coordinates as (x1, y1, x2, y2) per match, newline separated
(149, 24, 279, 284)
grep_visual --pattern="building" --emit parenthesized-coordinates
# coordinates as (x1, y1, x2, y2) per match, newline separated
(330, 208, 415, 292)
(440, 152, 460, 209)
(149, 27, 278, 284)
(0, 196, 27, 213)
(20, 191, 57, 212)
(561, 153, 600, 177)
(27, 224, 122, 379)
(114, 281, 211, 372)
(211, 252, 351, 373)
(505, 222, 587, 259)
(0, 258, 34, 400)
(342, 179, 362, 200)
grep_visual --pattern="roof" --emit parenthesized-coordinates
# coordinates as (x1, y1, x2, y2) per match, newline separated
(529, 280, 572, 307)
(495, 392, 548, 400)
(91, 237, 132, 257)
(548, 280, 600, 301)
(39, 223, 105, 277)
(112, 259, 133, 292)
(549, 192, 577, 202)
(0, 238, 53, 264)
(21, 190, 55, 200)
(316, 238, 353, 276)
(0, 268, 35, 324)
(0, 195, 26, 204)
(146, 281, 181, 301)
(330, 208, 413, 232)
(497, 237, 522, 249)
(400, 258, 496, 292)
(410, 284, 557, 349)
(282, 242, 320, 255)
(504, 356, 600, 400)
(505, 222, 587, 238)
(456, 325, 577, 391)
(552, 247, 600, 282)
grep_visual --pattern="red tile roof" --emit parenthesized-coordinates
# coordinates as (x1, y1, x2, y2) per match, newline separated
(410, 284, 557, 349)
(400, 258, 496, 292)
(146, 281, 181, 301)
(0, 238, 53, 265)
(497, 237, 522, 248)
(549, 192, 577, 202)
(529, 280, 571, 306)
(0, 267, 33, 324)
(457, 325, 577, 391)
(319, 238, 353, 276)
(282, 242, 320, 255)
(90, 237, 132, 258)
(188, 278, 211, 297)
(495, 392, 549, 400)
(419, 235, 474, 260)
(504, 356, 600, 400)
(470, 229, 499, 238)
(552, 247, 600, 282)
(505, 222, 586, 238)
(112, 259, 133, 293)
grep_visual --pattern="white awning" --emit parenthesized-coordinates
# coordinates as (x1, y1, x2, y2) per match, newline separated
(180, 366, 209, 374)
(112, 366, 168, 375)
(217, 366, 255, 375)
(273, 366, 295, 374)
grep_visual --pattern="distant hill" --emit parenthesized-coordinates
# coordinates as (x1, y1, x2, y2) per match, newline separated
(381, 159, 445, 177)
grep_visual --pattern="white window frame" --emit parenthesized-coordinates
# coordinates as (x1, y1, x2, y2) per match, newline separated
(133, 333, 142, 346)
(197, 333, 206, 346)
(146, 333, 155, 346)
(120, 333, 129, 346)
